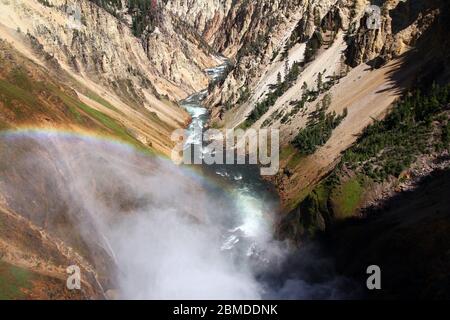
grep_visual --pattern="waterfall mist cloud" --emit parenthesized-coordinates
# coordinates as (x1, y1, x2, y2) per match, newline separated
(0, 132, 356, 299)
(0, 132, 261, 299)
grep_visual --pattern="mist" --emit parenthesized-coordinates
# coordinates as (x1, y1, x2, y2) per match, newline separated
(0, 132, 355, 299)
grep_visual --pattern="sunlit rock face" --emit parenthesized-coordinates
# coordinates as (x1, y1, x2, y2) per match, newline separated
(0, 0, 216, 99)
(0, 0, 235, 155)
(345, 0, 443, 67)
(204, 0, 447, 130)
(165, 0, 233, 44)
(202, 0, 449, 210)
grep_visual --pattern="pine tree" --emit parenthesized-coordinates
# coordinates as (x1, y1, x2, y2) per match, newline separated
(302, 81, 308, 92)
(316, 72, 323, 92)
(276, 72, 282, 88)
(284, 59, 290, 82)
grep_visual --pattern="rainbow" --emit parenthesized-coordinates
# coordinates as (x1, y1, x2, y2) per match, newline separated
(0, 126, 231, 191)
(0, 126, 279, 242)
(0, 126, 143, 155)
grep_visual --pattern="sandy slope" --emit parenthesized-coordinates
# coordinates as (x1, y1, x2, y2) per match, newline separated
(278, 55, 422, 208)
(262, 32, 348, 130)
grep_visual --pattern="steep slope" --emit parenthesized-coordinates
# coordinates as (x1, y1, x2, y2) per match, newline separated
(0, 0, 230, 296)
(205, 0, 450, 211)
(274, 0, 450, 210)
(205, 0, 340, 121)
(0, 0, 225, 154)
(165, 0, 233, 46)
(0, 122, 211, 299)
(279, 83, 450, 241)
(0, 43, 129, 299)
(0, 40, 174, 151)
(1, 0, 449, 300)
(331, 167, 450, 299)
(0, 204, 105, 299)
(0, 0, 226, 299)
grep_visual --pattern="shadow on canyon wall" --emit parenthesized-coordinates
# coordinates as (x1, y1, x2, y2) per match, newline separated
(330, 166, 450, 299)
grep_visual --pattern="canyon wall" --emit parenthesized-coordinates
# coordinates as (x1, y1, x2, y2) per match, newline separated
(204, 0, 450, 211)
(0, 0, 225, 154)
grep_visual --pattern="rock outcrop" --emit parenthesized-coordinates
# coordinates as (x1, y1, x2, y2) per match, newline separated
(203, 0, 449, 210)
(345, 0, 443, 67)
(0, 0, 226, 154)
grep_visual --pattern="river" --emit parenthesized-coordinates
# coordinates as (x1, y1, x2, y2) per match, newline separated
(178, 62, 358, 299)
(180, 62, 280, 267)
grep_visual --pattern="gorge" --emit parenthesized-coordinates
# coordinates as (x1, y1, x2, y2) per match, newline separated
(0, 0, 449, 299)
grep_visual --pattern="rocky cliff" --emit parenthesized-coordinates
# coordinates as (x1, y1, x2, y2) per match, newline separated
(0, 0, 225, 154)
(204, 0, 450, 211)
(165, 0, 233, 45)
(196, 0, 450, 298)
(1, 0, 450, 299)
(0, 0, 224, 298)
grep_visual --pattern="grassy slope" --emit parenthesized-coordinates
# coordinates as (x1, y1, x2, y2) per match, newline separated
(0, 42, 156, 299)
(0, 41, 150, 151)
(0, 262, 32, 300)
(279, 84, 450, 242)
(330, 176, 365, 219)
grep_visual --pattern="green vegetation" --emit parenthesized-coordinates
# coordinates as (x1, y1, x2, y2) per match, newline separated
(237, 9, 279, 61)
(340, 84, 450, 181)
(441, 121, 450, 147)
(281, 71, 341, 124)
(284, 183, 329, 239)
(262, 108, 285, 127)
(91, 0, 123, 8)
(89, 0, 162, 37)
(240, 11, 343, 128)
(296, 193, 326, 237)
(0, 262, 33, 300)
(283, 84, 450, 241)
(292, 94, 347, 155)
(130, 0, 160, 36)
(236, 86, 251, 105)
(244, 60, 302, 127)
(0, 76, 50, 120)
(260, 68, 342, 128)
(286, 149, 304, 169)
(280, 144, 297, 162)
(0, 65, 149, 152)
(282, 6, 340, 60)
(208, 63, 234, 92)
(304, 30, 323, 63)
(280, 19, 307, 58)
(0, 67, 57, 119)
(331, 176, 364, 219)
(57, 91, 144, 148)
(37, 0, 53, 7)
(239, 33, 271, 60)
(86, 91, 121, 114)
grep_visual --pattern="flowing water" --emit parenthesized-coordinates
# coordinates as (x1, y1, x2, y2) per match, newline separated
(0, 61, 356, 300)
(180, 62, 280, 267)
(178, 63, 359, 299)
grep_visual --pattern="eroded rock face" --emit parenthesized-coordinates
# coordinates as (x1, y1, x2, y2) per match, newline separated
(204, 0, 446, 127)
(165, 0, 233, 44)
(1, 0, 219, 100)
(198, 0, 449, 213)
(0, 0, 231, 154)
(204, 0, 341, 123)
(345, 0, 443, 67)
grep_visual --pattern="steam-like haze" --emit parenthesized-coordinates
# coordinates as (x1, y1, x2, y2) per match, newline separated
(0, 133, 356, 299)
